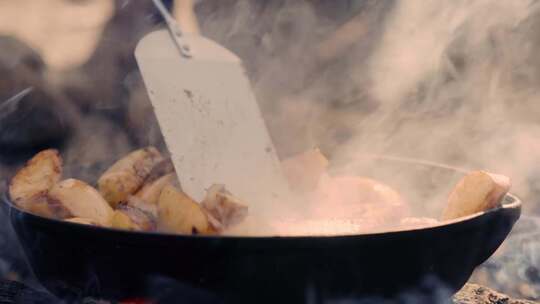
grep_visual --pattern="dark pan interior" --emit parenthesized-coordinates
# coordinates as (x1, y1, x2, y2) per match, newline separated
(5, 157, 521, 303)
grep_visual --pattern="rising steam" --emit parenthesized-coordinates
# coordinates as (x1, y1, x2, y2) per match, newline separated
(338, 0, 540, 214)
(198, 0, 540, 213)
(199, 1, 540, 296)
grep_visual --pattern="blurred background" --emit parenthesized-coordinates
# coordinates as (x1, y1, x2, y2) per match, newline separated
(0, 0, 538, 301)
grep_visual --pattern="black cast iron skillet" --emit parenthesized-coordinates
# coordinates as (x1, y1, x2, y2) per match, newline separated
(4, 157, 522, 303)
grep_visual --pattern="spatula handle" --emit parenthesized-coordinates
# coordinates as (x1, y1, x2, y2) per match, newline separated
(152, 0, 192, 58)
(173, 0, 200, 34)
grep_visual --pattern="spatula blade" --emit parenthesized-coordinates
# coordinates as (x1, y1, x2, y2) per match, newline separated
(135, 30, 289, 214)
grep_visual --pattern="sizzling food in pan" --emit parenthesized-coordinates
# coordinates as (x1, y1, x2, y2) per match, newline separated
(8, 147, 511, 236)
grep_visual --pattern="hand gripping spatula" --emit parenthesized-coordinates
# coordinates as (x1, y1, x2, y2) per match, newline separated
(135, 0, 290, 215)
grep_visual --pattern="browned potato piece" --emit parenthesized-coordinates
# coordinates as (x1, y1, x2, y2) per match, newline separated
(65, 217, 99, 226)
(111, 204, 156, 231)
(48, 179, 114, 226)
(281, 148, 329, 193)
(135, 173, 176, 205)
(111, 210, 136, 230)
(9, 149, 62, 216)
(24, 201, 57, 219)
(145, 158, 175, 184)
(442, 171, 510, 220)
(127, 196, 158, 218)
(158, 185, 209, 234)
(201, 184, 248, 229)
(98, 147, 163, 207)
(205, 212, 223, 234)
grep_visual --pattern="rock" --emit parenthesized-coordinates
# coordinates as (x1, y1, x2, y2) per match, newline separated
(453, 284, 539, 304)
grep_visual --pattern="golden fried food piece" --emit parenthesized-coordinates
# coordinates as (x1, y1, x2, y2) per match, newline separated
(111, 210, 135, 230)
(157, 185, 209, 234)
(111, 204, 156, 231)
(442, 171, 510, 220)
(145, 158, 175, 184)
(65, 217, 99, 226)
(135, 173, 176, 205)
(48, 179, 114, 226)
(97, 147, 162, 207)
(201, 184, 248, 229)
(126, 195, 158, 218)
(9, 149, 62, 217)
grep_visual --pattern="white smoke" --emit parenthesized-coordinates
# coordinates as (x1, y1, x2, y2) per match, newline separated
(192, 0, 540, 223)
(331, 0, 540, 215)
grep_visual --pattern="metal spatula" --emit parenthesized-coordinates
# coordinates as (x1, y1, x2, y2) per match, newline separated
(135, 0, 290, 215)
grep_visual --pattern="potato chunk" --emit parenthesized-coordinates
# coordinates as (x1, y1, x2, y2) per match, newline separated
(281, 149, 329, 193)
(111, 204, 156, 231)
(145, 158, 175, 184)
(9, 149, 62, 216)
(127, 195, 158, 218)
(97, 147, 162, 207)
(65, 217, 99, 226)
(48, 179, 114, 226)
(111, 210, 135, 230)
(201, 184, 248, 229)
(158, 185, 209, 234)
(135, 173, 176, 205)
(442, 171, 510, 220)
